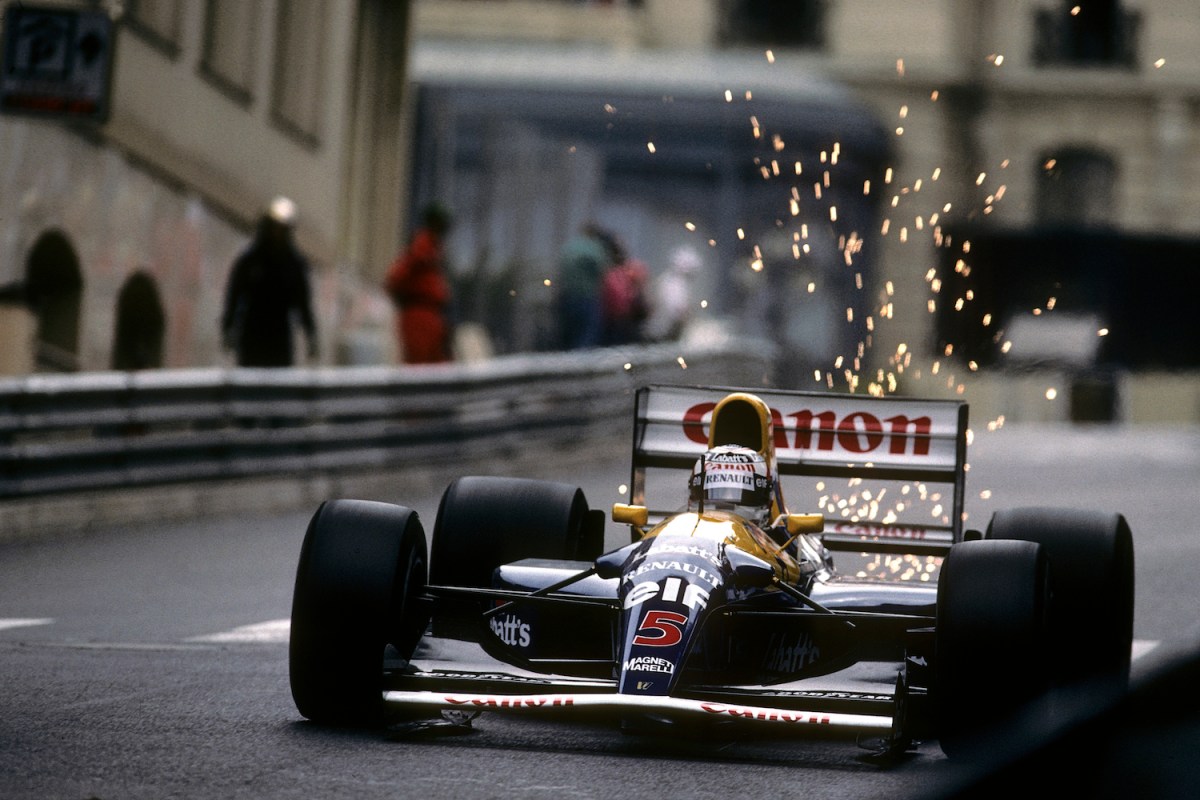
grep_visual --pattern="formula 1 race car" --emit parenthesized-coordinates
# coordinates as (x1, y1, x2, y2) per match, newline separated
(288, 384, 1135, 758)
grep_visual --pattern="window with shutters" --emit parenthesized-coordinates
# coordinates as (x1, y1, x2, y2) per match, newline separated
(199, 0, 261, 106)
(718, 0, 826, 50)
(1032, 0, 1140, 69)
(125, 0, 183, 58)
(270, 0, 327, 148)
(1037, 147, 1117, 229)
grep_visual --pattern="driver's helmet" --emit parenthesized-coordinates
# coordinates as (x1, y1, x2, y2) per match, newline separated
(688, 444, 773, 525)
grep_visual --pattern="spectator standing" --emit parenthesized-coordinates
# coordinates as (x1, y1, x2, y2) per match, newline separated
(600, 237, 651, 345)
(556, 224, 609, 349)
(645, 246, 701, 342)
(221, 197, 317, 367)
(386, 204, 453, 364)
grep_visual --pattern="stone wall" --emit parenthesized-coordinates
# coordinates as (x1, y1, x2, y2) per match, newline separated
(0, 117, 394, 374)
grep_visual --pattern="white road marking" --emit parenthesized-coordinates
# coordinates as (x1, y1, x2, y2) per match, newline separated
(187, 618, 290, 644)
(0, 618, 53, 632)
(1132, 639, 1158, 660)
(43, 641, 211, 652)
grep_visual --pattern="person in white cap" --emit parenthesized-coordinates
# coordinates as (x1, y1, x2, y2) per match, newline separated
(221, 196, 317, 366)
(644, 245, 701, 342)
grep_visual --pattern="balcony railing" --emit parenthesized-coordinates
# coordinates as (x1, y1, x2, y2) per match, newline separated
(1032, 7, 1141, 70)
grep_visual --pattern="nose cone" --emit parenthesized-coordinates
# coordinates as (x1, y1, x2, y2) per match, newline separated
(616, 535, 726, 695)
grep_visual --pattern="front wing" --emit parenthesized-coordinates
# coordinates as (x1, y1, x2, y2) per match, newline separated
(382, 668, 898, 736)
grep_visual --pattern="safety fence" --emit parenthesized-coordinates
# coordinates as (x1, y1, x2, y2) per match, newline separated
(0, 339, 773, 501)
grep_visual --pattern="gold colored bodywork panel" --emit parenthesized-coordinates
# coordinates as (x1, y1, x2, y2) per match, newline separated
(641, 511, 804, 585)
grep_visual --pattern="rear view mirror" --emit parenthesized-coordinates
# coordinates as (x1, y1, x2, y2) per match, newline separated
(612, 504, 649, 527)
(785, 513, 824, 535)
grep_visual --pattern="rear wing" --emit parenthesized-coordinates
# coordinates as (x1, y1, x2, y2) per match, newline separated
(629, 384, 969, 553)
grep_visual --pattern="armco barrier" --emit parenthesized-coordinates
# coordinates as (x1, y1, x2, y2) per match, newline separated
(0, 339, 773, 509)
(4, 343, 1197, 541)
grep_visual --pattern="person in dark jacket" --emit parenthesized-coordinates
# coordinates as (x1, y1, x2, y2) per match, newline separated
(221, 197, 317, 367)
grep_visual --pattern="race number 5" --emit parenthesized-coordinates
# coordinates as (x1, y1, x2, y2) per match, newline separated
(633, 610, 688, 647)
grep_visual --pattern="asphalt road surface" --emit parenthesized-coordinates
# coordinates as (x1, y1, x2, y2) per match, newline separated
(1, 423, 1197, 799)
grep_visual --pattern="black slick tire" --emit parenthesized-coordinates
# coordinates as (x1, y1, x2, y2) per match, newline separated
(935, 539, 1052, 759)
(430, 476, 598, 589)
(987, 506, 1134, 692)
(289, 499, 430, 726)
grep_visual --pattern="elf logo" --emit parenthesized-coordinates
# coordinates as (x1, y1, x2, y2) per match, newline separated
(624, 576, 710, 610)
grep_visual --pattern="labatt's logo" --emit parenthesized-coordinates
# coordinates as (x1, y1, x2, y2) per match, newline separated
(683, 402, 932, 456)
(489, 613, 531, 647)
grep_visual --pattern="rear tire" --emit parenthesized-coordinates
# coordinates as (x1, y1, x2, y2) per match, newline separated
(289, 499, 430, 726)
(987, 507, 1134, 692)
(430, 476, 600, 589)
(936, 539, 1052, 759)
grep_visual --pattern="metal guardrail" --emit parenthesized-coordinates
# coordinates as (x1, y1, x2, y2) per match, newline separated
(0, 339, 774, 500)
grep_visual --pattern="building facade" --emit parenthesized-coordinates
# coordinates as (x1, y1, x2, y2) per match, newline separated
(411, 0, 1200, 396)
(2, 0, 1196, 394)
(0, 0, 412, 373)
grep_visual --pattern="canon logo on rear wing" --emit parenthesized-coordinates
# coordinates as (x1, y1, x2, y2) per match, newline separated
(828, 522, 936, 539)
(682, 403, 934, 457)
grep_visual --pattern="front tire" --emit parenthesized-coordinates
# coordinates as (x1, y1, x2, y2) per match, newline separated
(935, 539, 1052, 759)
(289, 499, 430, 726)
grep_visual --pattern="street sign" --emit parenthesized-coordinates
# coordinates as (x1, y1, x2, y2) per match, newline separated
(1, 4, 114, 123)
